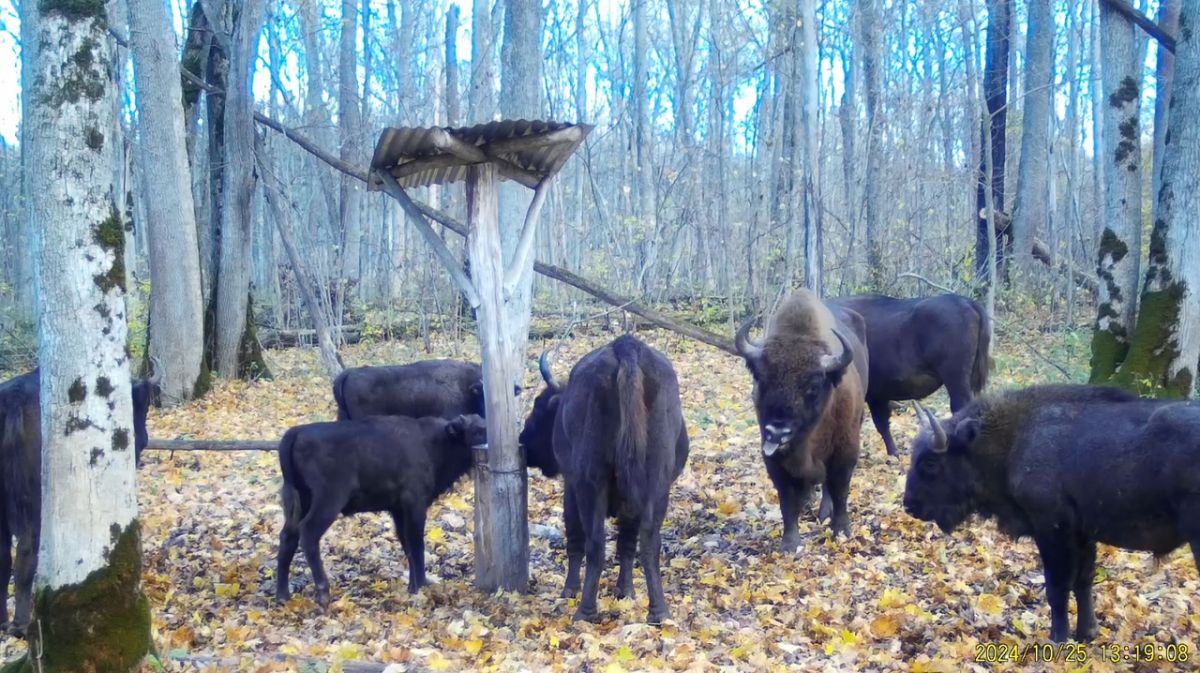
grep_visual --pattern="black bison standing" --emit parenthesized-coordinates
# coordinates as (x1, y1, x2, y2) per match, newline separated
(902, 384, 1200, 642)
(0, 362, 160, 634)
(275, 414, 487, 606)
(736, 289, 867, 550)
(333, 359, 494, 420)
(829, 294, 991, 456)
(520, 335, 689, 624)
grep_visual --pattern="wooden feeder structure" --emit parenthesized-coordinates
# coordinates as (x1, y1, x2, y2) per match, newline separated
(368, 119, 591, 591)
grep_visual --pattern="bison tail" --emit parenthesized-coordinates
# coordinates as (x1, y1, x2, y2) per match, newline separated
(614, 344, 649, 512)
(332, 371, 351, 420)
(277, 428, 305, 528)
(970, 300, 993, 394)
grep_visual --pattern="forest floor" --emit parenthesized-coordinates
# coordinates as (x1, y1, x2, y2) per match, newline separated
(2, 322, 1198, 672)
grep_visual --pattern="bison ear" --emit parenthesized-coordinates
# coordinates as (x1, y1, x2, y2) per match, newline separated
(446, 416, 466, 441)
(951, 417, 980, 450)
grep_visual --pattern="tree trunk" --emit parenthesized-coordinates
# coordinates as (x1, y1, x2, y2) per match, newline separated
(1089, 2, 1147, 382)
(18, 1, 150, 668)
(1152, 0, 1181, 229)
(976, 0, 1011, 288)
(339, 0, 363, 286)
(445, 5, 461, 125)
(214, 0, 269, 378)
(181, 1, 213, 301)
(467, 164, 529, 593)
(469, 0, 498, 122)
(799, 0, 822, 296)
(632, 0, 657, 292)
(860, 0, 884, 289)
(1010, 0, 1055, 278)
(129, 0, 205, 404)
(258, 148, 344, 380)
(1109, 3, 1199, 398)
(498, 0, 541, 369)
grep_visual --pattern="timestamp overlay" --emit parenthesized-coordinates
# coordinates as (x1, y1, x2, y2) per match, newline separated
(972, 641, 1192, 667)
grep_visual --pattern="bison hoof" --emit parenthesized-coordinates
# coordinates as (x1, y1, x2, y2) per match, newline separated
(315, 591, 331, 611)
(830, 518, 851, 538)
(646, 608, 671, 625)
(780, 532, 801, 552)
(561, 583, 580, 599)
(274, 590, 291, 605)
(573, 606, 602, 623)
(1075, 621, 1098, 642)
(615, 582, 634, 600)
(5, 623, 25, 639)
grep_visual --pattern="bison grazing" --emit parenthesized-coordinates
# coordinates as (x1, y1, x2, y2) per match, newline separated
(829, 293, 991, 456)
(736, 289, 866, 550)
(275, 414, 487, 606)
(0, 361, 160, 634)
(902, 384, 1200, 642)
(333, 359, 514, 421)
(520, 335, 689, 624)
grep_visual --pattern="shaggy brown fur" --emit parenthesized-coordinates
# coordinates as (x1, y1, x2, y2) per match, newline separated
(767, 292, 864, 486)
(741, 288, 867, 548)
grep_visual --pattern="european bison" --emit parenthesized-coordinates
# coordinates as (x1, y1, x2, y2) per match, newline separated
(0, 361, 160, 634)
(333, 359, 514, 421)
(275, 414, 487, 606)
(829, 293, 991, 456)
(736, 289, 866, 550)
(520, 335, 689, 624)
(902, 384, 1200, 642)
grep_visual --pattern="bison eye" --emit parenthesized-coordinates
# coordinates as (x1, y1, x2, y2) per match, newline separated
(918, 457, 942, 477)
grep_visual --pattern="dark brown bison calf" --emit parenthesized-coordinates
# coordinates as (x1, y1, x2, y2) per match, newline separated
(275, 414, 487, 607)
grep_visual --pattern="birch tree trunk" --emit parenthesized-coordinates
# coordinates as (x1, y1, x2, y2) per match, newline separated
(129, 0, 205, 404)
(632, 0, 657, 292)
(18, 0, 150, 668)
(1088, 2, 1147, 382)
(1110, 1, 1199, 398)
(214, 0, 268, 378)
(1010, 0, 1055, 278)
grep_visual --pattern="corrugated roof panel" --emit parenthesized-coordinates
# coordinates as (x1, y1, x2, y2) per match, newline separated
(367, 119, 592, 190)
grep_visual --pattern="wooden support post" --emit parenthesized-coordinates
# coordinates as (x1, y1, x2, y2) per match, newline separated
(466, 163, 529, 592)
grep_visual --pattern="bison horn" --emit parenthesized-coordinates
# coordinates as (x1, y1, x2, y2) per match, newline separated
(538, 350, 559, 389)
(820, 328, 854, 375)
(913, 400, 948, 454)
(147, 356, 163, 386)
(735, 316, 764, 361)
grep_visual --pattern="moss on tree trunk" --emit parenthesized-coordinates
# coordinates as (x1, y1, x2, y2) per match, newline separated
(1109, 284, 1191, 398)
(1088, 323, 1128, 383)
(0, 521, 151, 673)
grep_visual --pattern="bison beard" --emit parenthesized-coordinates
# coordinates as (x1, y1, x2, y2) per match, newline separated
(736, 289, 866, 551)
(521, 335, 689, 624)
(0, 362, 160, 635)
(903, 384, 1200, 643)
(275, 414, 487, 607)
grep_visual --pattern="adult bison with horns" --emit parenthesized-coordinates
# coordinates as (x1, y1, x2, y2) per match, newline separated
(521, 335, 689, 624)
(735, 289, 868, 550)
(904, 384, 1200, 642)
